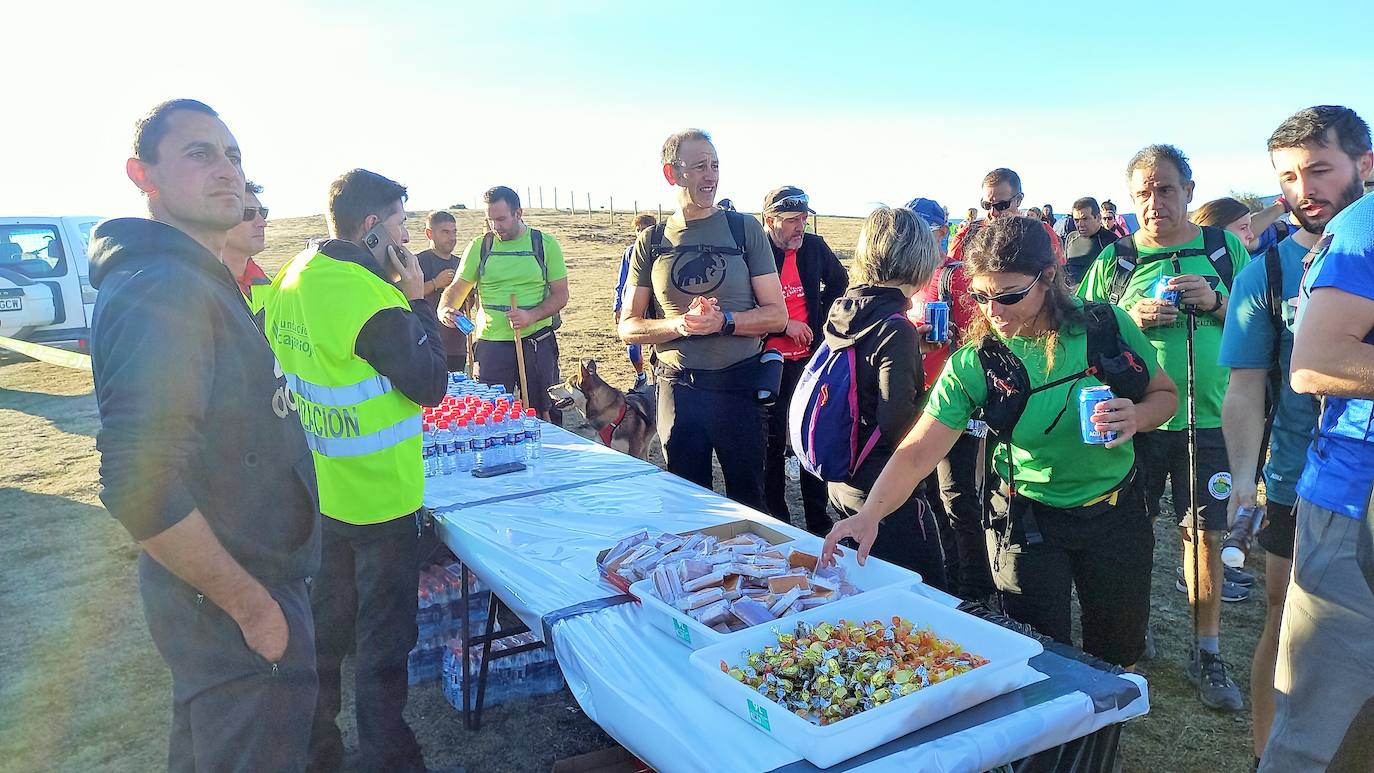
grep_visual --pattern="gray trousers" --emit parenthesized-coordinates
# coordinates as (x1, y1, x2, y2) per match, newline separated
(1260, 497, 1374, 772)
(139, 555, 317, 773)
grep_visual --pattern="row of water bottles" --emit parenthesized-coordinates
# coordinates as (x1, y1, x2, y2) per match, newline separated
(422, 375, 544, 478)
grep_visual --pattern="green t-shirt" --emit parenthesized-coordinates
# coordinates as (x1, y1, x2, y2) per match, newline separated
(457, 227, 567, 341)
(925, 302, 1158, 509)
(1076, 227, 1249, 431)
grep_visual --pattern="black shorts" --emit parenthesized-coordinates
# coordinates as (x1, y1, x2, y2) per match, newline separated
(473, 330, 560, 413)
(1256, 500, 1297, 560)
(1133, 427, 1231, 531)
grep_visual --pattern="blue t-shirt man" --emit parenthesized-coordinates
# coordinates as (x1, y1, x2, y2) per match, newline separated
(1295, 193, 1374, 520)
(1218, 236, 1321, 506)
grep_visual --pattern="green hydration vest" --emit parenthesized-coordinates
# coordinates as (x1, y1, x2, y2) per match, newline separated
(265, 250, 423, 524)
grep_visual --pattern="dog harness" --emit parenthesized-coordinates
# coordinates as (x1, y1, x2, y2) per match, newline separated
(597, 402, 629, 447)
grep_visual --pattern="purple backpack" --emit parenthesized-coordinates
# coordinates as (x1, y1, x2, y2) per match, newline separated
(788, 313, 908, 482)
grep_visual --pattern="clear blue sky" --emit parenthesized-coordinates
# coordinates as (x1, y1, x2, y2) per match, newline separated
(6, 0, 1372, 222)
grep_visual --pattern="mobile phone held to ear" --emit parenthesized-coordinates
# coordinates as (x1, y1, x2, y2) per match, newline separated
(361, 222, 392, 265)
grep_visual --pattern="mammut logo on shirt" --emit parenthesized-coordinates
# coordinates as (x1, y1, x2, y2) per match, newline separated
(672, 251, 726, 295)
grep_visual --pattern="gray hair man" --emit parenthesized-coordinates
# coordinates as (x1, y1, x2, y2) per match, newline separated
(759, 185, 848, 535)
(618, 128, 787, 511)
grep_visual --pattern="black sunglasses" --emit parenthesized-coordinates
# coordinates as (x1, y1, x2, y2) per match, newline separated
(980, 198, 1017, 212)
(242, 207, 270, 222)
(969, 271, 1043, 306)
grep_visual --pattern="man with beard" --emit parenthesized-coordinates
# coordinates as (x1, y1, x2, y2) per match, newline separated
(1257, 106, 1374, 773)
(1221, 105, 1370, 769)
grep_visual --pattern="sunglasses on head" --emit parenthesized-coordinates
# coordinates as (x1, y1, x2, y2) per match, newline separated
(767, 194, 810, 212)
(969, 270, 1043, 305)
(243, 207, 270, 222)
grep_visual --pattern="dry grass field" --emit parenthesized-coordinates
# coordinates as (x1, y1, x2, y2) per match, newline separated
(0, 208, 1265, 772)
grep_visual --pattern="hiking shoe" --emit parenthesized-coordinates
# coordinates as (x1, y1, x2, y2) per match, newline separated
(1187, 650, 1244, 712)
(1175, 566, 1252, 602)
(1224, 564, 1256, 587)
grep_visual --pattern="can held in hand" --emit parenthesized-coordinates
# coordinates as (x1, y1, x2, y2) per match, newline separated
(924, 301, 950, 344)
(454, 313, 476, 335)
(1153, 275, 1179, 305)
(1079, 385, 1117, 445)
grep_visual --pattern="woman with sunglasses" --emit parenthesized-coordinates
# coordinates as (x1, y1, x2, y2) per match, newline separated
(821, 216, 1178, 668)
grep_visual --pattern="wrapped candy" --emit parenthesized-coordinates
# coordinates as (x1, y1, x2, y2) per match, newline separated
(719, 617, 990, 726)
(684, 570, 728, 592)
(690, 599, 734, 626)
(676, 587, 725, 611)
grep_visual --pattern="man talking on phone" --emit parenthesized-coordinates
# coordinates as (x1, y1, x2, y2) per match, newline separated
(263, 168, 447, 773)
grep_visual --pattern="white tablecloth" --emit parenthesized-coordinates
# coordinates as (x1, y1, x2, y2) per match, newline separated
(431, 425, 1149, 773)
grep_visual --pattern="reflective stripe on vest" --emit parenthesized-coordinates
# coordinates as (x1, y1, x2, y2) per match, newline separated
(300, 413, 421, 458)
(287, 372, 395, 407)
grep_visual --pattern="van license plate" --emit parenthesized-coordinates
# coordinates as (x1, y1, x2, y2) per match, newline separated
(0, 298, 21, 312)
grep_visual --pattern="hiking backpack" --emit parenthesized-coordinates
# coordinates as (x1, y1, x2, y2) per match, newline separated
(477, 228, 561, 329)
(788, 313, 912, 482)
(643, 210, 750, 319)
(1106, 225, 1233, 305)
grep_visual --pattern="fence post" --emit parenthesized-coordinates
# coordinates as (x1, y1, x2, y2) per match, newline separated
(554, 187, 558, 211)
(570, 190, 574, 215)
(609, 196, 614, 226)
(658, 204, 663, 223)
(539, 187, 544, 209)
(527, 187, 532, 209)
(587, 192, 592, 222)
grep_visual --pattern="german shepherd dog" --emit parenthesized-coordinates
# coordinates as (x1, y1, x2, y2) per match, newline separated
(548, 359, 658, 460)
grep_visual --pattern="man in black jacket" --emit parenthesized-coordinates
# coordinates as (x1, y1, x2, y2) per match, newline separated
(90, 99, 321, 772)
(1064, 196, 1116, 287)
(760, 186, 848, 534)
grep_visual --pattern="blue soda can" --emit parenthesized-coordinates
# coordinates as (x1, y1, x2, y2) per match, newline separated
(454, 313, 476, 335)
(1079, 385, 1117, 445)
(924, 301, 950, 344)
(1153, 275, 1179, 305)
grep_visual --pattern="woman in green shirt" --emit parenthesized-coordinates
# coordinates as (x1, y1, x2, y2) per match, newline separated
(821, 216, 1178, 667)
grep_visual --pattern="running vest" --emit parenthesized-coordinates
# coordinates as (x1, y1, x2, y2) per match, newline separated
(265, 250, 423, 524)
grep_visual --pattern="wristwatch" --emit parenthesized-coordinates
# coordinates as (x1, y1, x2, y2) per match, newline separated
(1202, 289, 1223, 314)
(720, 310, 736, 336)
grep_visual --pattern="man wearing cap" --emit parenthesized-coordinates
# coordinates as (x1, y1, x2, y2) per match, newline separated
(947, 168, 1065, 264)
(760, 186, 849, 535)
(905, 196, 995, 600)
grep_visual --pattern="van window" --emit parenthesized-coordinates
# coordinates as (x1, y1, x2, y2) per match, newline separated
(0, 225, 65, 279)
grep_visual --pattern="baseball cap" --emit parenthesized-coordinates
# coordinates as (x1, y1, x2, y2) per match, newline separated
(763, 186, 816, 216)
(904, 197, 948, 228)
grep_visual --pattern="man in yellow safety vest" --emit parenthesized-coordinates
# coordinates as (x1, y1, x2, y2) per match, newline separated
(264, 168, 447, 773)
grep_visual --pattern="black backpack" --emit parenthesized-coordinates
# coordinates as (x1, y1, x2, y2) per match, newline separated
(974, 301, 1152, 439)
(647, 210, 749, 262)
(1106, 225, 1233, 305)
(477, 228, 560, 330)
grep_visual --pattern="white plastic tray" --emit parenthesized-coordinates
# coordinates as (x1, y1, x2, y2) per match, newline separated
(687, 586, 1043, 769)
(629, 542, 920, 651)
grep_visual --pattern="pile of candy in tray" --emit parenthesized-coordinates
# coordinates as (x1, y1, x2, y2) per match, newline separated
(600, 529, 860, 633)
(721, 618, 990, 726)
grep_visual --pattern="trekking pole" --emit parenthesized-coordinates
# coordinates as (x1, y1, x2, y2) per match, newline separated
(510, 293, 530, 405)
(1186, 306, 1202, 699)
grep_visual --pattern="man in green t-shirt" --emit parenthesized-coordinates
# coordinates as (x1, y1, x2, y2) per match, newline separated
(1078, 144, 1250, 712)
(438, 186, 569, 418)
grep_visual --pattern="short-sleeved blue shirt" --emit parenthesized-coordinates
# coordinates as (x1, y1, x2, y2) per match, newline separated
(1218, 236, 1320, 506)
(1295, 193, 1374, 520)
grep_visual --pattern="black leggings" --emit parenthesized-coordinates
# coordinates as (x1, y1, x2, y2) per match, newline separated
(988, 482, 1155, 667)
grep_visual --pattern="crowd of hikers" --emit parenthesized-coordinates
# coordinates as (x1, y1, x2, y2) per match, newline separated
(86, 96, 1374, 773)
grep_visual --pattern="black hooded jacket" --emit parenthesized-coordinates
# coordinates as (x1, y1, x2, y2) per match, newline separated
(771, 232, 849, 345)
(89, 218, 319, 584)
(823, 284, 923, 490)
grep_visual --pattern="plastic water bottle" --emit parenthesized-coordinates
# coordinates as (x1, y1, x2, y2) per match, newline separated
(435, 421, 454, 475)
(497, 417, 513, 466)
(453, 419, 473, 473)
(472, 417, 489, 472)
(504, 414, 522, 465)
(422, 422, 439, 478)
(524, 409, 542, 461)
